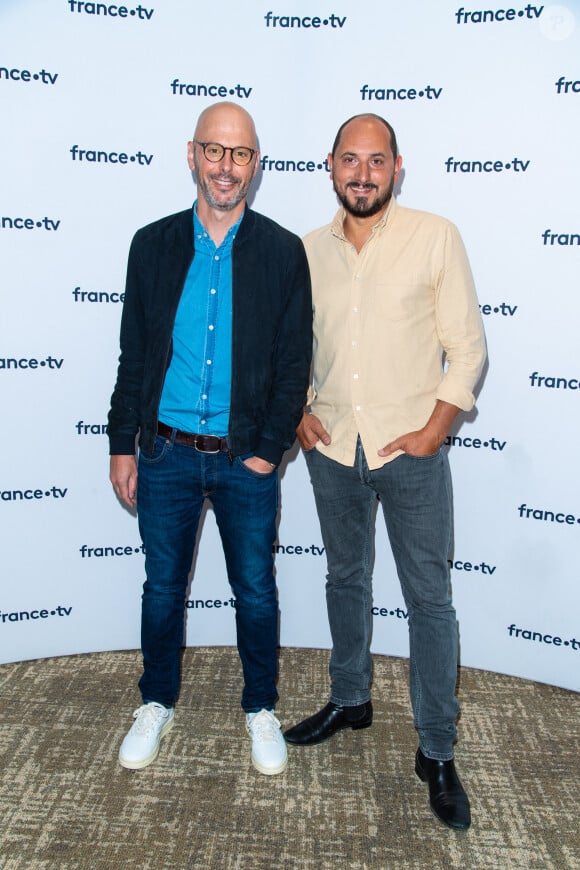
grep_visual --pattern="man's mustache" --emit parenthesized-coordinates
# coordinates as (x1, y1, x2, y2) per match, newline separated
(210, 173, 239, 183)
(347, 182, 378, 192)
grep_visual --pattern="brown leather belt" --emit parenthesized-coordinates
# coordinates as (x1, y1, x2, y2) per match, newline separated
(157, 421, 229, 453)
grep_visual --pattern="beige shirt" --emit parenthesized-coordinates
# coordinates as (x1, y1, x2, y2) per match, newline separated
(303, 197, 487, 470)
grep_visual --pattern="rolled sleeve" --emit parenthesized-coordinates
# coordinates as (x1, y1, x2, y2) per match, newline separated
(435, 223, 487, 411)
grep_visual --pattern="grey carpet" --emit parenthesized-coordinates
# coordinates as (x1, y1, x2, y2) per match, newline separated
(1, 648, 578, 869)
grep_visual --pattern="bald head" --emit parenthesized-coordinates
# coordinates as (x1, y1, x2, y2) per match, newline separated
(194, 101, 257, 150)
(332, 113, 398, 163)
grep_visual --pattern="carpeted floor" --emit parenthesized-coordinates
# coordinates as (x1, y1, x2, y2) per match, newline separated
(0, 647, 578, 869)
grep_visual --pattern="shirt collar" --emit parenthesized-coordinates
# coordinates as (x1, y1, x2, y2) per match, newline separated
(193, 200, 243, 248)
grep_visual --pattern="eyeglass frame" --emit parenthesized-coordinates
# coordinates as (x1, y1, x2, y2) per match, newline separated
(194, 140, 257, 166)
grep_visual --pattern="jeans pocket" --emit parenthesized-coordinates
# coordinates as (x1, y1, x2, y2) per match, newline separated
(235, 455, 275, 478)
(404, 447, 441, 461)
(139, 435, 172, 465)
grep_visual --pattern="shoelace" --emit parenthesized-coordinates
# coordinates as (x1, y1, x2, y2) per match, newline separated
(247, 711, 282, 742)
(131, 703, 168, 736)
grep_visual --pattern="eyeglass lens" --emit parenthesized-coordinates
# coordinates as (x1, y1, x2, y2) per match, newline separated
(200, 143, 253, 166)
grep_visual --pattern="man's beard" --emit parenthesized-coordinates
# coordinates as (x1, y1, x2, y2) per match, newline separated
(195, 171, 248, 212)
(335, 179, 394, 218)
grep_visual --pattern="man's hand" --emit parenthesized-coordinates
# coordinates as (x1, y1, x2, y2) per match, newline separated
(296, 412, 331, 450)
(110, 455, 138, 508)
(378, 400, 460, 458)
(379, 428, 442, 458)
(242, 456, 276, 474)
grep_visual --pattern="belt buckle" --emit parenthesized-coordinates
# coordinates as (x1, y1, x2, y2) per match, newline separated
(194, 435, 220, 454)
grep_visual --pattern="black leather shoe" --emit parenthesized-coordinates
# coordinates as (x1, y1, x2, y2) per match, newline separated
(284, 701, 373, 745)
(415, 748, 471, 830)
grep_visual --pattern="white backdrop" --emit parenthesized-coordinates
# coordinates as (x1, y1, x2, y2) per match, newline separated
(1, 0, 578, 692)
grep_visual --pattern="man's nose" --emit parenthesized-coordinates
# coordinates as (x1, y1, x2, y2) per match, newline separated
(219, 148, 234, 170)
(356, 160, 371, 181)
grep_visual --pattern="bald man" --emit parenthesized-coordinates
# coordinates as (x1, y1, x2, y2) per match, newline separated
(109, 103, 312, 775)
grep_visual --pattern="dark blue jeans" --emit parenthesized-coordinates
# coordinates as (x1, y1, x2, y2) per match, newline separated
(136, 433, 279, 713)
(305, 441, 459, 760)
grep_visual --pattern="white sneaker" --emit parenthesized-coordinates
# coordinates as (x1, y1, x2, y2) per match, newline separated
(119, 702, 174, 769)
(246, 709, 288, 775)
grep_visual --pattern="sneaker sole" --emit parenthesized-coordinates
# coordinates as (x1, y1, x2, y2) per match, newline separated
(251, 752, 288, 776)
(118, 716, 175, 770)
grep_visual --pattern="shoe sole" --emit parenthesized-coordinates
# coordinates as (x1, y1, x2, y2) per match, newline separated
(118, 717, 175, 770)
(251, 753, 288, 776)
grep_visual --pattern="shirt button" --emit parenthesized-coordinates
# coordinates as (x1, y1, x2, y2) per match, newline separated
(214, 255, 220, 261)
(206, 359, 212, 365)
(353, 307, 358, 313)
(353, 373, 359, 379)
(355, 405, 361, 411)
(202, 394, 207, 400)
(210, 288, 216, 295)
(352, 340, 357, 347)
(201, 419, 206, 425)
(208, 325, 214, 331)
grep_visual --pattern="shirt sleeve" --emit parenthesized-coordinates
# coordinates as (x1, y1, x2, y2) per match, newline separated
(434, 222, 487, 411)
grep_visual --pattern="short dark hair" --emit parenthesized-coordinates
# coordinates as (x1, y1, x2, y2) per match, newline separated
(331, 114, 399, 162)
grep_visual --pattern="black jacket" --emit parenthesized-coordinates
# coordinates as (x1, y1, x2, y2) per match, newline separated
(108, 206, 312, 466)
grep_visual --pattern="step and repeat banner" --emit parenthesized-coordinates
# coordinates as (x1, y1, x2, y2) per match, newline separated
(1, 1, 578, 691)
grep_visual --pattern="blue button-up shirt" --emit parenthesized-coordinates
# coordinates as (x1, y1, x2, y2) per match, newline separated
(158, 204, 240, 436)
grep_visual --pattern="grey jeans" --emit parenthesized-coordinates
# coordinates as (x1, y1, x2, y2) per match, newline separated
(304, 440, 460, 760)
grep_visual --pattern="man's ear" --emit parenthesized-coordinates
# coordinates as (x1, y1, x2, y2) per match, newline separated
(187, 140, 196, 172)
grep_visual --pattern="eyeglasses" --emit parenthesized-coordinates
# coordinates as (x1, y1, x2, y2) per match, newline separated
(194, 141, 256, 166)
